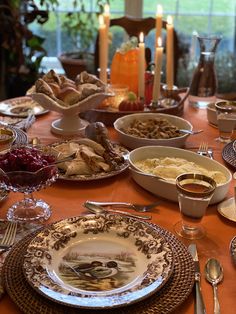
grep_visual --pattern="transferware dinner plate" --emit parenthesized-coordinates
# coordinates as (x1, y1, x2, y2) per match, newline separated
(230, 236, 236, 264)
(23, 214, 174, 309)
(50, 140, 129, 181)
(0, 96, 48, 117)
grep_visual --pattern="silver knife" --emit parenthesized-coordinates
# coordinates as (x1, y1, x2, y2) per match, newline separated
(188, 244, 207, 314)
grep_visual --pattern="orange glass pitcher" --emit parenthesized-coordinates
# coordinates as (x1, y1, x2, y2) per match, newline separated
(110, 48, 139, 96)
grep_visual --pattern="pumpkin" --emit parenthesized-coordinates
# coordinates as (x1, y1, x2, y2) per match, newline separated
(110, 48, 139, 95)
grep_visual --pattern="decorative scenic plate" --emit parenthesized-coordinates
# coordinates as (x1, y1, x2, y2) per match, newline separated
(23, 214, 174, 309)
(0, 96, 49, 117)
(50, 140, 129, 181)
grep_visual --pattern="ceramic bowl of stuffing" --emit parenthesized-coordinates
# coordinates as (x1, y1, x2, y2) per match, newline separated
(128, 146, 232, 204)
(114, 113, 193, 149)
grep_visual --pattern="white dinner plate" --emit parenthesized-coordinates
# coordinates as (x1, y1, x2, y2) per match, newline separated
(0, 96, 49, 117)
(23, 214, 174, 309)
(217, 197, 236, 222)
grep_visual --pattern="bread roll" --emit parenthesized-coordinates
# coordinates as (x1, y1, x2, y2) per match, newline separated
(48, 83, 61, 97)
(57, 87, 81, 105)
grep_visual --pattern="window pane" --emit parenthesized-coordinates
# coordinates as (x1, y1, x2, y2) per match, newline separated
(143, 0, 236, 93)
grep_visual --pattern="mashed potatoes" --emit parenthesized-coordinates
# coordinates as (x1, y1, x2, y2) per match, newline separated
(134, 157, 226, 184)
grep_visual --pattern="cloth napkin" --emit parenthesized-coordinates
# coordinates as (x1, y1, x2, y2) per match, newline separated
(0, 220, 41, 299)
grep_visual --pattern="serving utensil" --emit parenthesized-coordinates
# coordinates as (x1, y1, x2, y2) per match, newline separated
(83, 202, 152, 220)
(129, 167, 169, 181)
(53, 152, 77, 165)
(84, 200, 160, 212)
(204, 258, 223, 314)
(180, 129, 203, 135)
(188, 244, 206, 314)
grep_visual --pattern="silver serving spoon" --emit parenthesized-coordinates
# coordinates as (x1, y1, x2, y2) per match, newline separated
(129, 167, 171, 182)
(53, 152, 77, 165)
(179, 129, 203, 135)
(204, 258, 224, 314)
(84, 202, 152, 220)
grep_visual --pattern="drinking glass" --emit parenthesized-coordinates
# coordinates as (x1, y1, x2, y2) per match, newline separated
(174, 173, 216, 239)
(215, 101, 236, 143)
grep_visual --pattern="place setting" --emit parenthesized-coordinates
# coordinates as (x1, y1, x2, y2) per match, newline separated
(1, 213, 195, 314)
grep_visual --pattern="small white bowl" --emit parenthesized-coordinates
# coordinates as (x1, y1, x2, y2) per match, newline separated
(207, 102, 217, 126)
(128, 146, 232, 205)
(114, 113, 192, 149)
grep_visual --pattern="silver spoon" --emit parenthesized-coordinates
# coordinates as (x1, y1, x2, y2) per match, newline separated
(84, 202, 152, 220)
(129, 167, 171, 182)
(179, 129, 203, 135)
(53, 152, 77, 165)
(204, 258, 224, 314)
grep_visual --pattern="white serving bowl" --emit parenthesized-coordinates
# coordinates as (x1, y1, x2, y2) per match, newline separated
(114, 113, 193, 149)
(128, 146, 232, 205)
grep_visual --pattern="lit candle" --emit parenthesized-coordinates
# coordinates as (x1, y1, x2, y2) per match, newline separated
(103, 4, 110, 31)
(138, 32, 145, 99)
(155, 5, 163, 50)
(166, 15, 174, 89)
(98, 14, 107, 83)
(152, 37, 163, 102)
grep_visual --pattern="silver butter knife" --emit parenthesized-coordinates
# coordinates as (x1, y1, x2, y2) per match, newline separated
(188, 244, 207, 314)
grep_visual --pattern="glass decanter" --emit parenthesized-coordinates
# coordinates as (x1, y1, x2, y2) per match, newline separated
(188, 35, 221, 109)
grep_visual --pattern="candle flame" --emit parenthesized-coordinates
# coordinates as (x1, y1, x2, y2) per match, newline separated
(157, 37, 162, 47)
(99, 14, 105, 26)
(167, 15, 173, 25)
(156, 4, 163, 15)
(104, 3, 110, 14)
(139, 32, 144, 43)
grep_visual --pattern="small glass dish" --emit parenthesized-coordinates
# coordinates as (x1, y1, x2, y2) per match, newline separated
(0, 145, 58, 222)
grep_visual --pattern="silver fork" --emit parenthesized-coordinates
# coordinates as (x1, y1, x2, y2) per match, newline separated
(84, 201, 160, 212)
(0, 222, 17, 253)
(197, 142, 214, 159)
(197, 142, 209, 156)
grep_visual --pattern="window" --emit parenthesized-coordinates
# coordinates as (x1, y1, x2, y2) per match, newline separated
(31, 0, 236, 92)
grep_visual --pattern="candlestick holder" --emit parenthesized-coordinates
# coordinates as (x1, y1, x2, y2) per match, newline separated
(160, 84, 179, 107)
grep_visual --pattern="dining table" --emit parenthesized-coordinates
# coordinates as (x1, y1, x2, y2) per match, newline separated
(0, 96, 235, 314)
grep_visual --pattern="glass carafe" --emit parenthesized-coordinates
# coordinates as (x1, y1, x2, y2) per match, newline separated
(188, 35, 221, 109)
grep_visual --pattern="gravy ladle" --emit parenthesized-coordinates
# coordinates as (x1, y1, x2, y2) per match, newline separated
(204, 258, 224, 314)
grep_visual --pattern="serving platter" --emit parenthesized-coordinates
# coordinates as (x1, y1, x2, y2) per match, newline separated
(0, 96, 48, 117)
(80, 88, 189, 126)
(23, 215, 174, 309)
(50, 140, 129, 181)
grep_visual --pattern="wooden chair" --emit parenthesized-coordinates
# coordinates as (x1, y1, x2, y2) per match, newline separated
(94, 15, 180, 84)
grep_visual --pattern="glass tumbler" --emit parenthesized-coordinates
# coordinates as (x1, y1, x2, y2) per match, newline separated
(215, 101, 236, 143)
(174, 173, 216, 240)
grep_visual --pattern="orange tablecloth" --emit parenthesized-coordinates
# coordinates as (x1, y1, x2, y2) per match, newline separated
(0, 102, 236, 314)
